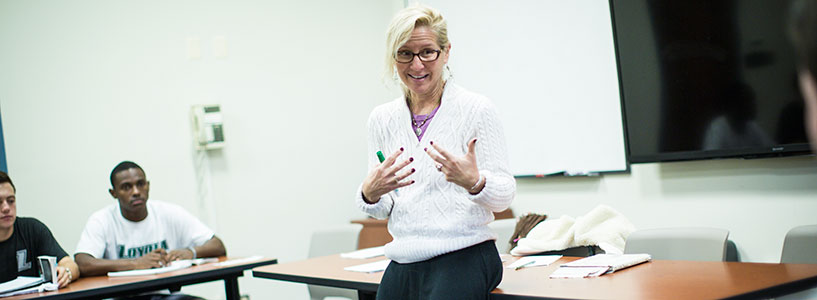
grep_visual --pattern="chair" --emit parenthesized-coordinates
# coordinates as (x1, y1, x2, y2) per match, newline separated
(624, 227, 729, 261)
(778, 225, 817, 300)
(781, 224, 817, 264)
(308, 224, 362, 300)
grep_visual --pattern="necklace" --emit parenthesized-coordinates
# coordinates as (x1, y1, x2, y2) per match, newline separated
(412, 115, 431, 136)
(408, 96, 442, 137)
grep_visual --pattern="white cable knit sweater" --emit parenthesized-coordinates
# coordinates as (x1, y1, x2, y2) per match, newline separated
(356, 83, 516, 264)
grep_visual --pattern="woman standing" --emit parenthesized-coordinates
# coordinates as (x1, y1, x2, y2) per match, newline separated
(355, 4, 516, 299)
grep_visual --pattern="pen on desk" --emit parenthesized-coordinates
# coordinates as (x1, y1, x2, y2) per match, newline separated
(376, 151, 400, 196)
(514, 260, 535, 271)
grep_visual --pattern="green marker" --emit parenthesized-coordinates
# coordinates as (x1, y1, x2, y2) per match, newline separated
(377, 150, 400, 196)
(377, 151, 386, 163)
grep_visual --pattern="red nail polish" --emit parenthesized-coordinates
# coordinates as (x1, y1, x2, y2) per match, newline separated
(411, 168, 415, 172)
(409, 157, 414, 162)
(411, 180, 415, 184)
(424, 147, 428, 151)
(400, 147, 404, 151)
(430, 141, 434, 145)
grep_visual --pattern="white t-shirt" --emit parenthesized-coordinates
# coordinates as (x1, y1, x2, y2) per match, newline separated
(75, 200, 214, 259)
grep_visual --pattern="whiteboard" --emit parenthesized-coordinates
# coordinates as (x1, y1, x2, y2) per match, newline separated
(420, 0, 627, 176)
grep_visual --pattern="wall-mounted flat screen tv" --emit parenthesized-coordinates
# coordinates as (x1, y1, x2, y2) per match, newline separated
(610, 0, 812, 163)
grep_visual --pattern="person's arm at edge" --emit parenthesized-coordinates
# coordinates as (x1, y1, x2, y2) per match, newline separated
(30, 218, 79, 287)
(74, 251, 167, 277)
(168, 236, 226, 260)
(56, 256, 79, 288)
(193, 236, 226, 258)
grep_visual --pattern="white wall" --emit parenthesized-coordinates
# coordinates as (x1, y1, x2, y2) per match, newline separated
(2, 1, 817, 299)
(0, 0, 402, 299)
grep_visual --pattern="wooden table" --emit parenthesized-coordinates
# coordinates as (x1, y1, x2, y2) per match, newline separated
(252, 255, 817, 300)
(5, 256, 277, 300)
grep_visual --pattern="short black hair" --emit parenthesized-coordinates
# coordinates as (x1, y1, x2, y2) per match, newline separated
(790, 0, 817, 77)
(110, 161, 145, 188)
(0, 171, 15, 192)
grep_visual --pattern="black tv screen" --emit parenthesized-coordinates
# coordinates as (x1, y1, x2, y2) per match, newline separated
(610, 0, 812, 163)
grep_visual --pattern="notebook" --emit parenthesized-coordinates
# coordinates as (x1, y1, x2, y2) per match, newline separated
(0, 276, 44, 295)
(107, 260, 193, 277)
(550, 253, 651, 278)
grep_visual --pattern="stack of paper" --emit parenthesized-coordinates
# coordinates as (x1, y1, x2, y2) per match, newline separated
(549, 253, 651, 278)
(0, 276, 45, 297)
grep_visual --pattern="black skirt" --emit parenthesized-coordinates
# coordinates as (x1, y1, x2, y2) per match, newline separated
(375, 240, 502, 300)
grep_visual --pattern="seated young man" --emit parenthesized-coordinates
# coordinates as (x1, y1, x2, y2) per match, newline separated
(0, 171, 80, 287)
(75, 161, 226, 298)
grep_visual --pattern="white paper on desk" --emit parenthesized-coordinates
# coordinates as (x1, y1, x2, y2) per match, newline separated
(549, 266, 609, 278)
(340, 246, 385, 259)
(0, 285, 40, 298)
(192, 258, 219, 265)
(561, 253, 651, 273)
(0, 276, 43, 295)
(0, 283, 57, 298)
(343, 259, 391, 273)
(107, 260, 193, 277)
(505, 255, 562, 269)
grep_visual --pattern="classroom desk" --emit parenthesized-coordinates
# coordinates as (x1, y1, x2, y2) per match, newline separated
(5, 256, 276, 300)
(251, 254, 817, 300)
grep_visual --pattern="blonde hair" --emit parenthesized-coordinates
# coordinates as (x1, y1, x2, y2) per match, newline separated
(384, 3, 450, 95)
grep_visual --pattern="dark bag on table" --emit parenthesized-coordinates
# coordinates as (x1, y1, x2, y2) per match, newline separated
(508, 213, 548, 250)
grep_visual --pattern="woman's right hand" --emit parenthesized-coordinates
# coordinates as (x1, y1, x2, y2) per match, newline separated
(361, 147, 415, 203)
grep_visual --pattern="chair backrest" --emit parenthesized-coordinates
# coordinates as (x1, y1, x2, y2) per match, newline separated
(781, 224, 817, 264)
(488, 218, 517, 254)
(624, 227, 729, 261)
(308, 224, 361, 258)
(308, 225, 362, 300)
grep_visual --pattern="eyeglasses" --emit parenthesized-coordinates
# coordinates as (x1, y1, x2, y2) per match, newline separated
(395, 49, 442, 63)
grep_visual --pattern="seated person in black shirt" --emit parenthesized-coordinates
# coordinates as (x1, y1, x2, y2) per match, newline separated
(0, 171, 79, 287)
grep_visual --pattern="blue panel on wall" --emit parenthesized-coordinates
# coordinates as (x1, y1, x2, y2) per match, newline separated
(0, 112, 6, 173)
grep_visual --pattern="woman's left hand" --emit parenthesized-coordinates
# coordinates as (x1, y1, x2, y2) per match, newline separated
(425, 138, 481, 190)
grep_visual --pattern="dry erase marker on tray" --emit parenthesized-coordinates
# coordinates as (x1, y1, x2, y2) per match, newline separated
(377, 151, 400, 196)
